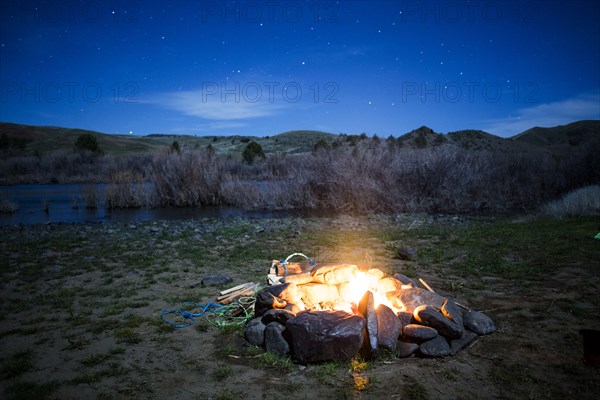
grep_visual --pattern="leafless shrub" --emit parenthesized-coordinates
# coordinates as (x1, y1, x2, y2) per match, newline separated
(105, 171, 147, 209)
(80, 185, 99, 209)
(150, 148, 223, 207)
(0, 136, 596, 214)
(0, 199, 19, 213)
(541, 185, 600, 218)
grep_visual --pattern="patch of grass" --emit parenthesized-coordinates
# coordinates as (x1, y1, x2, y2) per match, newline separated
(4, 380, 58, 400)
(403, 378, 430, 400)
(211, 365, 233, 381)
(81, 347, 125, 367)
(407, 217, 600, 279)
(1, 349, 34, 379)
(71, 362, 128, 385)
(195, 321, 211, 332)
(256, 351, 293, 372)
(311, 360, 346, 384)
(81, 353, 111, 367)
(90, 318, 120, 334)
(217, 323, 244, 335)
(214, 390, 237, 400)
(213, 343, 238, 360)
(287, 381, 303, 392)
(123, 313, 146, 328)
(104, 300, 149, 316)
(488, 362, 535, 386)
(114, 327, 142, 344)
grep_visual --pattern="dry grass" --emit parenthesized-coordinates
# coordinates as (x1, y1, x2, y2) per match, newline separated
(541, 185, 600, 217)
(1, 138, 597, 214)
(0, 199, 19, 213)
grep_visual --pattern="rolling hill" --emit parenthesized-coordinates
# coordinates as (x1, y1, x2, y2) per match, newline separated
(1, 120, 598, 158)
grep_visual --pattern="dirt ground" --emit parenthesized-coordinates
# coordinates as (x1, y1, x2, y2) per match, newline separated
(0, 215, 599, 399)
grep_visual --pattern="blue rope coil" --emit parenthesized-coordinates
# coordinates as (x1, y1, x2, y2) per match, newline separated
(161, 302, 224, 329)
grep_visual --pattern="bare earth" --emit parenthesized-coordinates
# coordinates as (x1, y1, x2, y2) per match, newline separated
(0, 215, 599, 399)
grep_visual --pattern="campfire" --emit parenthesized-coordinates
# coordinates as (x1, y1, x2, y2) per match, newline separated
(244, 257, 496, 363)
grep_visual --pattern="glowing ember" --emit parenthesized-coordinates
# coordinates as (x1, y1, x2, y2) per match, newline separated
(336, 271, 402, 314)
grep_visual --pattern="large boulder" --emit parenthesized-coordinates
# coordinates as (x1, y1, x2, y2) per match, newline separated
(376, 304, 402, 352)
(286, 311, 365, 363)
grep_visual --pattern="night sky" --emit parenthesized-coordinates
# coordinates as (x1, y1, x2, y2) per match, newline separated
(1, 0, 599, 137)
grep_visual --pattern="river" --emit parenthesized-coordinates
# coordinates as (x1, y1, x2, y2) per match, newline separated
(0, 183, 312, 225)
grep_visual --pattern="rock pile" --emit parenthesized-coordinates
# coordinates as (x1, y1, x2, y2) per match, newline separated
(245, 263, 495, 363)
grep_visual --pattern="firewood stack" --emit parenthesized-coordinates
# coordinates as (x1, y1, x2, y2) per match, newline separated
(216, 282, 259, 305)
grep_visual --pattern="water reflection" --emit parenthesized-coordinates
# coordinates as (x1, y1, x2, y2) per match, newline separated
(0, 183, 321, 225)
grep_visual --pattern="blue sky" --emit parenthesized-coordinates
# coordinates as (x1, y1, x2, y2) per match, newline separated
(1, 0, 599, 137)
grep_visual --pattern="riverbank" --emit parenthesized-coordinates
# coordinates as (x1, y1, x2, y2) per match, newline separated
(1, 215, 599, 399)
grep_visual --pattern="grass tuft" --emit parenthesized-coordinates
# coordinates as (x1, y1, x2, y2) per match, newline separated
(1, 349, 34, 379)
(4, 380, 58, 400)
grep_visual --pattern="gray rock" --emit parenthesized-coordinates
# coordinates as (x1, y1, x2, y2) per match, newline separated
(376, 304, 402, 352)
(286, 310, 365, 363)
(201, 273, 233, 287)
(450, 331, 479, 355)
(419, 335, 451, 357)
(394, 246, 417, 260)
(402, 324, 438, 343)
(245, 317, 266, 347)
(396, 341, 419, 358)
(413, 305, 463, 339)
(261, 309, 296, 325)
(463, 311, 496, 335)
(358, 291, 379, 360)
(393, 273, 417, 287)
(441, 298, 464, 328)
(397, 311, 414, 327)
(264, 322, 289, 356)
(387, 288, 446, 313)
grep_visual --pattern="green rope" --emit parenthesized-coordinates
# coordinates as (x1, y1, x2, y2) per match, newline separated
(205, 296, 256, 329)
